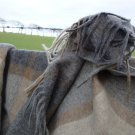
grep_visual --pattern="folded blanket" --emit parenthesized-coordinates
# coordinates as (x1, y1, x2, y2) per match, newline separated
(0, 44, 48, 135)
(4, 12, 135, 135)
(0, 43, 15, 133)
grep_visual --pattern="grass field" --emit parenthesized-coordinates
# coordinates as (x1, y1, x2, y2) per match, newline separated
(0, 32, 135, 56)
(0, 32, 55, 51)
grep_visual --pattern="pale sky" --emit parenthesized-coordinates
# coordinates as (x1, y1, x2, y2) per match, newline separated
(0, 0, 135, 29)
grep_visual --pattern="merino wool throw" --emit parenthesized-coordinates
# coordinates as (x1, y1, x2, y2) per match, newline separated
(1, 12, 135, 135)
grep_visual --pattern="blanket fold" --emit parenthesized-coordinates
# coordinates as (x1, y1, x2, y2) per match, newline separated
(6, 53, 84, 135)
(0, 43, 15, 133)
(0, 45, 48, 135)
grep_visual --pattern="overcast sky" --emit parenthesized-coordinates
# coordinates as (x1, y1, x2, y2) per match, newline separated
(0, 0, 135, 29)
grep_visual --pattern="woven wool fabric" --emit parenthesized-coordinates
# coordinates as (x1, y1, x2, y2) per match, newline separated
(6, 56, 135, 135)
(1, 12, 135, 135)
(0, 43, 14, 133)
(0, 44, 48, 135)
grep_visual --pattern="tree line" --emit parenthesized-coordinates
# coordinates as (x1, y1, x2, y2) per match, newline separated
(0, 18, 63, 36)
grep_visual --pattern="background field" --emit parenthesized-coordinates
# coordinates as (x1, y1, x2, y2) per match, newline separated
(0, 32, 55, 51)
(0, 32, 135, 56)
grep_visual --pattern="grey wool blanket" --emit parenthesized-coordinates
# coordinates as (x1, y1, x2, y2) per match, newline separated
(0, 43, 14, 132)
(1, 12, 135, 135)
(0, 44, 48, 134)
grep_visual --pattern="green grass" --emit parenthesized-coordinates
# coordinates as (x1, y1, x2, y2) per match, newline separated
(132, 51, 135, 56)
(0, 32, 55, 51)
(0, 32, 135, 57)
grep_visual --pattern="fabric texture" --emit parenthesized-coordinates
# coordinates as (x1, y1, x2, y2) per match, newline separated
(1, 12, 135, 135)
(0, 44, 48, 135)
(0, 43, 15, 132)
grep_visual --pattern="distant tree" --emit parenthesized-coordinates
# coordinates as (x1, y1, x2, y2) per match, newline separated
(0, 18, 6, 32)
(9, 20, 24, 33)
(18, 23, 24, 34)
(29, 24, 43, 35)
(29, 24, 35, 35)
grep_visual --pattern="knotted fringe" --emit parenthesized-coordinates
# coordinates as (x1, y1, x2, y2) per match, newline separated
(47, 12, 135, 69)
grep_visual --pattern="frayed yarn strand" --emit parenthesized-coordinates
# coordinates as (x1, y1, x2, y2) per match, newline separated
(126, 59, 132, 102)
(45, 12, 135, 68)
(117, 32, 130, 69)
